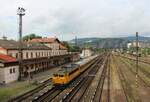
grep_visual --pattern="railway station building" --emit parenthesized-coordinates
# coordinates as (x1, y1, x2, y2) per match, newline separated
(0, 37, 80, 83)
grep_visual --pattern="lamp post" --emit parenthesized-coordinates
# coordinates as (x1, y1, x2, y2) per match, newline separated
(17, 7, 25, 81)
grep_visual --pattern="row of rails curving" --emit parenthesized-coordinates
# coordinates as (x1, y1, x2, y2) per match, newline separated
(52, 53, 110, 102)
(117, 54, 150, 65)
(117, 54, 150, 88)
(30, 53, 106, 102)
(112, 54, 150, 102)
(9, 56, 98, 102)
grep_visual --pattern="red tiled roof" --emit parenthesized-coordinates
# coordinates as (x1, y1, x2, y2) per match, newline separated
(0, 54, 17, 63)
(59, 44, 67, 50)
(29, 37, 60, 43)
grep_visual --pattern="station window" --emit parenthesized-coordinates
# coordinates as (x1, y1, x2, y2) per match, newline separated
(16, 53, 18, 58)
(35, 52, 38, 57)
(54, 74, 58, 77)
(26, 52, 28, 59)
(39, 52, 40, 57)
(42, 52, 43, 56)
(31, 52, 33, 58)
(10, 69, 12, 74)
(13, 68, 15, 73)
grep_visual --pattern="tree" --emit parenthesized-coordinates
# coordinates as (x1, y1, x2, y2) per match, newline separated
(70, 45, 81, 52)
(62, 41, 71, 50)
(62, 41, 81, 52)
(23, 34, 42, 41)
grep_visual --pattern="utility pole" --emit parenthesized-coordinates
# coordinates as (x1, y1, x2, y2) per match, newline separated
(75, 36, 77, 46)
(17, 7, 25, 81)
(135, 32, 139, 88)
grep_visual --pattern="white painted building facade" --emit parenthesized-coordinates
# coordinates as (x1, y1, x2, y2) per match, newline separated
(81, 49, 93, 58)
(0, 65, 19, 83)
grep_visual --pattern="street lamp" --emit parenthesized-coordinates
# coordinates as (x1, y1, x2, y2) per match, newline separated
(17, 7, 25, 81)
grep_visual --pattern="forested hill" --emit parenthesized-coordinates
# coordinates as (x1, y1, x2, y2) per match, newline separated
(69, 36, 150, 48)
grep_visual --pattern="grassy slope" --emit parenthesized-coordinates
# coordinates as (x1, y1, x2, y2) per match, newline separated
(0, 82, 36, 102)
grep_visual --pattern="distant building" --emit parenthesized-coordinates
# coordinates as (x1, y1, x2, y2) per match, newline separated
(81, 48, 93, 58)
(127, 41, 150, 48)
(127, 43, 132, 48)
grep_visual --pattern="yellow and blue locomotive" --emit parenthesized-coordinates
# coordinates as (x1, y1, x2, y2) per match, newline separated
(52, 56, 97, 85)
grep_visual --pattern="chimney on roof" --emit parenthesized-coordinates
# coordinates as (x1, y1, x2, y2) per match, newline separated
(2, 36, 7, 40)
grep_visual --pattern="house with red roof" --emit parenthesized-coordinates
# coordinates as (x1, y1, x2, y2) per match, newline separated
(29, 37, 68, 56)
(0, 54, 19, 84)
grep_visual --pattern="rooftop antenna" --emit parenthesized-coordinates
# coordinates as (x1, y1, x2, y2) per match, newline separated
(17, 7, 25, 81)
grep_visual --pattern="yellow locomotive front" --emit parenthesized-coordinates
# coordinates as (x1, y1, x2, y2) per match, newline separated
(52, 64, 80, 85)
(52, 73, 69, 85)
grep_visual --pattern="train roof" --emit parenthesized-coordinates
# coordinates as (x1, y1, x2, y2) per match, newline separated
(75, 55, 96, 65)
(53, 55, 97, 75)
(54, 64, 79, 75)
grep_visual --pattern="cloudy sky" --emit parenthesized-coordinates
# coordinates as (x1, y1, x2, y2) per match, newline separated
(0, 0, 150, 40)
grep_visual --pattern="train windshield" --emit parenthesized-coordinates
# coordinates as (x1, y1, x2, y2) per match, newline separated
(59, 75, 64, 77)
(53, 74, 58, 77)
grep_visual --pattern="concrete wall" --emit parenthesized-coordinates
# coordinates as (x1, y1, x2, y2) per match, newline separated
(0, 66, 19, 83)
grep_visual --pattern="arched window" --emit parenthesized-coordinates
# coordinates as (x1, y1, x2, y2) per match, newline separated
(31, 52, 33, 58)
(26, 52, 28, 59)
(16, 53, 18, 58)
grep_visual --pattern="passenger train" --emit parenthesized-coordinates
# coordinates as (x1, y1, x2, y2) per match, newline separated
(52, 56, 97, 85)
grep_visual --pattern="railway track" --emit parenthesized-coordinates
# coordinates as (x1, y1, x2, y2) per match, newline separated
(118, 54, 150, 65)
(61, 54, 109, 102)
(107, 56, 110, 102)
(112, 56, 133, 102)
(31, 54, 105, 102)
(114, 55, 144, 102)
(120, 57, 150, 88)
(93, 55, 109, 102)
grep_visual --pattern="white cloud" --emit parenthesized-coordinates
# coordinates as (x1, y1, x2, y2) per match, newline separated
(0, 0, 150, 40)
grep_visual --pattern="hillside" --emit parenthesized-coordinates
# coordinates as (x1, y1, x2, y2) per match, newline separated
(69, 36, 150, 48)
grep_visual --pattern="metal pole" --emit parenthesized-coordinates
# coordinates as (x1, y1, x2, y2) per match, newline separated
(17, 7, 25, 81)
(18, 14, 22, 80)
(75, 36, 77, 46)
(135, 32, 139, 88)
